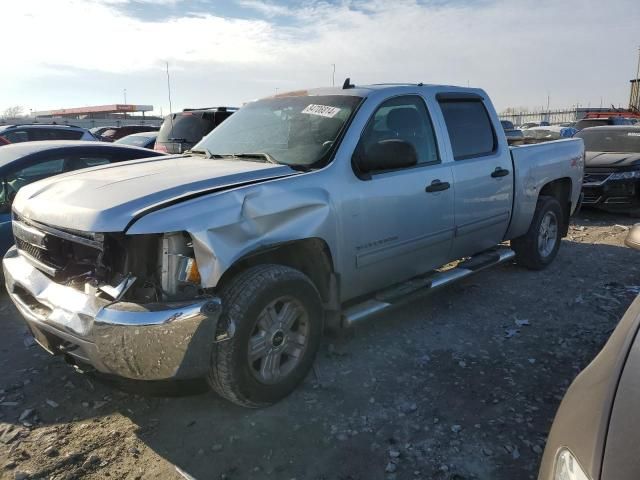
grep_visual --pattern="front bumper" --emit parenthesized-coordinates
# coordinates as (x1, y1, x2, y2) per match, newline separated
(582, 177, 639, 209)
(3, 247, 222, 381)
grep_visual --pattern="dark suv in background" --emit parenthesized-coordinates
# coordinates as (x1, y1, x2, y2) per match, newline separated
(155, 107, 237, 154)
(98, 125, 159, 142)
(575, 116, 634, 131)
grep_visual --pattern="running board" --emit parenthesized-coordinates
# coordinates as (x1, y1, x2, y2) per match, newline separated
(342, 247, 515, 327)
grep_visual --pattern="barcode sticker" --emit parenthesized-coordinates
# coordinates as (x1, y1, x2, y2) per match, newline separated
(301, 104, 341, 118)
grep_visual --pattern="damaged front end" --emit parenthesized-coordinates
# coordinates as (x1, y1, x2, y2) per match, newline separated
(4, 214, 228, 381)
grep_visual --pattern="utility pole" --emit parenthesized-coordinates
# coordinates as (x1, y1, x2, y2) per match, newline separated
(633, 46, 640, 111)
(166, 61, 174, 133)
(332, 64, 336, 87)
(636, 46, 640, 85)
(123, 88, 127, 105)
(166, 62, 173, 116)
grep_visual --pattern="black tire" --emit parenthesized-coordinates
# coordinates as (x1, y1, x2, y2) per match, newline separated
(208, 264, 323, 407)
(511, 196, 563, 270)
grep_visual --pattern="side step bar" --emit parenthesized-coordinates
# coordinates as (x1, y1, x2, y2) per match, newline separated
(342, 247, 515, 327)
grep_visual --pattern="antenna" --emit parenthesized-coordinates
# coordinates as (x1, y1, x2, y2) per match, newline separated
(342, 78, 354, 89)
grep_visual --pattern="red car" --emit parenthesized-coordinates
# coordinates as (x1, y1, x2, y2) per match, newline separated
(98, 125, 159, 142)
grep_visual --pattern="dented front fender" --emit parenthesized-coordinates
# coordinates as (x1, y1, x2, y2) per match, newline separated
(126, 173, 337, 288)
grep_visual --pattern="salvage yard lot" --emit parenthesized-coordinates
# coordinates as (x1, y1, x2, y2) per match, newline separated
(1, 211, 638, 480)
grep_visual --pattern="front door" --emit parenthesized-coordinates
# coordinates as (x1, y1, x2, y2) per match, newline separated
(348, 94, 455, 298)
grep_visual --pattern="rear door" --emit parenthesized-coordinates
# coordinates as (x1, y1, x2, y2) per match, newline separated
(436, 94, 513, 259)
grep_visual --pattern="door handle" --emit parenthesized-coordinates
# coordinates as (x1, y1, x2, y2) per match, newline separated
(425, 179, 451, 193)
(491, 167, 510, 178)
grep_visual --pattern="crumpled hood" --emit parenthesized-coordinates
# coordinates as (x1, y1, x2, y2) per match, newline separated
(585, 151, 640, 168)
(13, 155, 297, 232)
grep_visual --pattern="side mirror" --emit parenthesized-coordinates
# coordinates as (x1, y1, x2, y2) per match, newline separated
(625, 224, 640, 251)
(355, 139, 418, 174)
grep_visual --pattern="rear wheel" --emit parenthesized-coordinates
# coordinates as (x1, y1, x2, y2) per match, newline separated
(208, 264, 323, 407)
(512, 196, 563, 270)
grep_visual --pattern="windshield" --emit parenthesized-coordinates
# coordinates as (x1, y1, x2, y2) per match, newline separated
(194, 95, 362, 167)
(115, 134, 154, 147)
(575, 128, 640, 153)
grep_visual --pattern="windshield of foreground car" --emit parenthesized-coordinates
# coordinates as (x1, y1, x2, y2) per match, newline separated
(115, 134, 155, 147)
(193, 94, 363, 167)
(575, 128, 640, 153)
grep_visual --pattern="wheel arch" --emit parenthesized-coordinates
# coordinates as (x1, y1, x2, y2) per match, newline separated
(538, 177, 572, 237)
(217, 237, 337, 305)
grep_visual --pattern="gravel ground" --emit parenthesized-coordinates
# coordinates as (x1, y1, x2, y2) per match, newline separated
(1, 210, 639, 480)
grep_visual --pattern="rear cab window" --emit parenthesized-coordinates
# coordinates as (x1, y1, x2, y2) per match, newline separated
(438, 97, 497, 160)
(158, 113, 212, 144)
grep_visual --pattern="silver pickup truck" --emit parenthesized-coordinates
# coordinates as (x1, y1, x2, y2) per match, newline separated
(3, 83, 584, 407)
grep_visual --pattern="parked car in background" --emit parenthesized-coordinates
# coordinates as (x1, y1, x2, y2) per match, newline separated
(3, 83, 583, 407)
(98, 125, 159, 142)
(89, 126, 116, 138)
(522, 126, 577, 144)
(538, 226, 640, 480)
(500, 120, 524, 146)
(155, 107, 237, 154)
(575, 117, 634, 131)
(0, 124, 97, 145)
(0, 141, 166, 259)
(576, 126, 640, 214)
(114, 131, 157, 149)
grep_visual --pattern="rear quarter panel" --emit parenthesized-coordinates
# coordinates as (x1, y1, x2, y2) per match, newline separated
(506, 138, 584, 240)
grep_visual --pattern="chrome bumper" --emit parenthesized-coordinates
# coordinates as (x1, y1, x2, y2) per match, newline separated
(3, 247, 222, 381)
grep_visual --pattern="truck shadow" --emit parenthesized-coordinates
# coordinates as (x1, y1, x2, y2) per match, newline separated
(1, 237, 638, 480)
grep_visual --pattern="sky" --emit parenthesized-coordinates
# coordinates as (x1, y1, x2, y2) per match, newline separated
(2, 0, 639, 116)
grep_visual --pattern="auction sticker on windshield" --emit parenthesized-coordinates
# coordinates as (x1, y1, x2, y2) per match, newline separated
(302, 104, 341, 118)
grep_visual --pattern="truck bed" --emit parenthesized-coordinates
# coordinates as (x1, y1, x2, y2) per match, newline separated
(506, 138, 584, 240)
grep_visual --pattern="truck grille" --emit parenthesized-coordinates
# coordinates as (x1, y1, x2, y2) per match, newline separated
(12, 214, 104, 279)
(583, 172, 611, 186)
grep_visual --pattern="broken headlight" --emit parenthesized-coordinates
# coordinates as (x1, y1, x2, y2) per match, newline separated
(554, 449, 590, 480)
(160, 232, 202, 300)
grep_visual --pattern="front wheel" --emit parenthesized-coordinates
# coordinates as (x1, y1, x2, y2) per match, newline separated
(511, 196, 563, 270)
(208, 264, 323, 407)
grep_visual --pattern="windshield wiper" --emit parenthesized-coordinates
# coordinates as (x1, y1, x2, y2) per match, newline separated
(232, 153, 279, 164)
(187, 148, 212, 157)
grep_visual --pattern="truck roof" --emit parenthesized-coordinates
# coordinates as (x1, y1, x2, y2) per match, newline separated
(271, 83, 486, 100)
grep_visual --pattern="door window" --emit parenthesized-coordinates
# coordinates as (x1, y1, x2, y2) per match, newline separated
(2, 130, 29, 143)
(358, 95, 440, 169)
(439, 100, 497, 160)
(30, 128, 84, 141)
(5, 158, 65, 203)
(70, 156, 111, 169)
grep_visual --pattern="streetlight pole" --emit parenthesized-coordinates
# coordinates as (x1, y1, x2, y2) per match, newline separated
(332, 64, 335, 87)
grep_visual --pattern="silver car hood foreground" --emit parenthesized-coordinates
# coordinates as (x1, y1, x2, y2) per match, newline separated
(12, 155, 297, 232)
